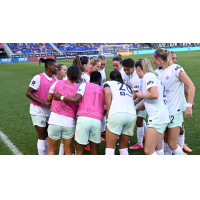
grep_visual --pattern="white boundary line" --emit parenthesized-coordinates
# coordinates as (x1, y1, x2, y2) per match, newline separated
(0, 130, 23, 155)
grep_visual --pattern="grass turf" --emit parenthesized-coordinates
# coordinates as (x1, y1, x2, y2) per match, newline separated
(0, 50, 199, 155)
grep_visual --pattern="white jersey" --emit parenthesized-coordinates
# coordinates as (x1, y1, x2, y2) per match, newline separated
(155, 68, 163, 79)
(159, 64, 185, 115)
(104, 80, 136, 118)
(99, 69, 106, 87)
(119, 67, 129, 85)
(29, 73, 51, 117)
(143, 73, 169, 124)
(129, 70, 141, 92)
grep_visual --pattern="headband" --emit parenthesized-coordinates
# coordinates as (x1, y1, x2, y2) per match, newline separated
(153, 51, 158, 57)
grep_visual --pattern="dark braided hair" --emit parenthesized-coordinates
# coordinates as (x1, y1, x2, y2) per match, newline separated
(39, 57, 56, 69)
(110, 70, 133, 93)
(67, 65, 81, 82)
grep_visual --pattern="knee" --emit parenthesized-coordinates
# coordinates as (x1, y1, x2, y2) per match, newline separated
(144, 146, 152, 155)
(168, 141, 177, 151)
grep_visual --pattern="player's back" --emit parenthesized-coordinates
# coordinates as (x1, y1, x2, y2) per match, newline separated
(105, 80, 136, 118)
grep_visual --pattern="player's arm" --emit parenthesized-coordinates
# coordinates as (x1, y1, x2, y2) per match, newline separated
(179, 71, 195, 117)
(53, 92, 82, 103)
(136, 101, 145, 114)
(184, 85, 195, 110)
(136, 87, 159, 100)
(104, 85, 111, 116)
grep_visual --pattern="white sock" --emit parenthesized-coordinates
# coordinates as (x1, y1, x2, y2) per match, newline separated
(162, 139, 164, 149)
(150, 151, 157, 155)
(75, 150, 76, 155)
(137, 127, 144, 146)
(59, 143, 64, 155)
(143, 120, 147, 136)
(101, 116, 106, 132)
(45, 137, 48, 155)
(173, 145, 183, 155)
(105, 148, 115, 155)
(164, 142, 172, 155)
(156, 149, 164, 155)
(37, 139, 46, 155)
(119, 148, 129, 155)
(177, 134, 184, 149)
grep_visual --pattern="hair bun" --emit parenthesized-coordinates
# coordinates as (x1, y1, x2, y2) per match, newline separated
(39, 57, 46, 63)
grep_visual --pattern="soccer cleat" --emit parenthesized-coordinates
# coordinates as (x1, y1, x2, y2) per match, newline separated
(183, 144, 192, 152)
(101, 137, 105, 142)
(143, 136, 145, 140)
(84, 144, 90, 152)
(101, 131, 106, 136)
(129, 143, 143, 150)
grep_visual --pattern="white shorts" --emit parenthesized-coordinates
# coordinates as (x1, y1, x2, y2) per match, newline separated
(31, 115, 49, 127)
(107, 113, 137, 136)
(167, 112, 183, 129)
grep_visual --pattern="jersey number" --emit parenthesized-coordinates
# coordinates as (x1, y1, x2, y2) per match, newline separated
(118, 83, 132, 95)
(170, 115, 174, 123)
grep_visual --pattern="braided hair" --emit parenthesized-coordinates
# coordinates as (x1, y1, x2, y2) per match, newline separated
(39, 57, 56, 69)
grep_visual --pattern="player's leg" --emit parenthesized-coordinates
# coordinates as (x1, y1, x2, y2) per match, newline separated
(167, 113, 183, 155)
(155, 133, 164, 155)
(59, 139, 65, 155)
(62, 126, 75, 155)
(75, 116, 90, 155)
(168, 127, 183, 155)
(119, 113, 136, 155)
(89, 118, 101, 155)
(90, 142, 99, 155)
(181, 122, 192, 153)
(48, 124, 62, 155)
(144, 127, 163, 155)
(32, 115, 49, 155)
(163, 128, 172, 155)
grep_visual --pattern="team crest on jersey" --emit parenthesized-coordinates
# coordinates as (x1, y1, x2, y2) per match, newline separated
(147, 80, 154, 85)
(31, 80, 36, 85)
(166, 76, 169, 80)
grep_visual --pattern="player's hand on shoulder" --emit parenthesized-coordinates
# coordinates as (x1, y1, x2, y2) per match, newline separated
(53, 92, 62, 100)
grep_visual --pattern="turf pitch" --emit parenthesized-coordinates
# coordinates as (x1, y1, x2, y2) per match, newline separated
(0, 51, 199, 155)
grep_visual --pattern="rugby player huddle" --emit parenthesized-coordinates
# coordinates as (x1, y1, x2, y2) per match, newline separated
(26, 49, 195, 155)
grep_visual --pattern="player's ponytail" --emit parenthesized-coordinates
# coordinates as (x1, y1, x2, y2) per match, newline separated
(39, 57, 56, 69)
(165, 50, 173, 66)
(154, 49, 172, 66)
(110, 70, 133, 93)
(67, 65, 81, 82)
(141, 58, 158, 76)
(73, 56, 85, 72)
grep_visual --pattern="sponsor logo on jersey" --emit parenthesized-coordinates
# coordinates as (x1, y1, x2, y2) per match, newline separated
(31, 80, 36, 85)
(147, 80, 154, 85)
(120, 92, 125, 96)
(175, 66, 182, 70)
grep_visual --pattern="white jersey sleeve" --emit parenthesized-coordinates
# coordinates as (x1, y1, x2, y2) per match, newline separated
(29, 75, 40, 90)
(99, 69, 106, 87)
(143, 73, 169, 124)
(119, 67, 129, 85)
(104, 80, 136, 118)
(76, 83, 86, 97)
(49, 80, 58, 94)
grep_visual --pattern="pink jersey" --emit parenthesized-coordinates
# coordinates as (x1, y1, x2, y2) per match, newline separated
(77, 82, 105, 121)
(31, 73, 57, 108)
(51, 80, 79, 119)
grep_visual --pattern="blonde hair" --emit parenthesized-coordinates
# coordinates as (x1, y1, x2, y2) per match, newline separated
(97, 55, 106, 61)
(90, 57, 100, 66)
(155, 49, 172, 66)
(141, 58, 158, 76)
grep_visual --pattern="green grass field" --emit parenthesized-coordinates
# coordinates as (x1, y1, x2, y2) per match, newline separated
(0, 51, 199, 155)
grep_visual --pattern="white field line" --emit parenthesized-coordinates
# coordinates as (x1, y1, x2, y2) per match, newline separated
(0, 130, 23, 155)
